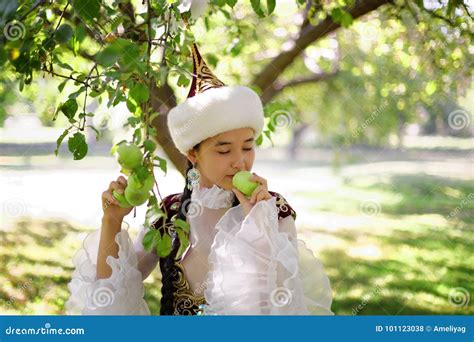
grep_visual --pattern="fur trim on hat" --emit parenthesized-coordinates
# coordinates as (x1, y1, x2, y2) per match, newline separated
(167, 85, 264, 155)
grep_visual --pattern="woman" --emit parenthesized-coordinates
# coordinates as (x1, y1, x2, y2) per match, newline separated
(66, 44, 333, 316)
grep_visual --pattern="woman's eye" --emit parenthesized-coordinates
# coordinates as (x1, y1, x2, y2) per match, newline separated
(218, 148, 253, 155)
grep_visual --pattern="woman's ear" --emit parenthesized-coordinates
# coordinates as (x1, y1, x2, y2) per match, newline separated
(186, 149, 197, 165)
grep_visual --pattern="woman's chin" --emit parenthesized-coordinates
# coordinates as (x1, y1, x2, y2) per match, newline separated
(218, 177, 233, 190)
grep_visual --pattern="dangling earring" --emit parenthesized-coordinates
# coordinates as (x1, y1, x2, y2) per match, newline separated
(187, 163, 201, 190)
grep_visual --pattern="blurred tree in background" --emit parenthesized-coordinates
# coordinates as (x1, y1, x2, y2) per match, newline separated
(0, 0, 472, 172)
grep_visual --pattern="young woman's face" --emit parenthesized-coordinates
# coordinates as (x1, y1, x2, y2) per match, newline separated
(187, 127, 256, 190)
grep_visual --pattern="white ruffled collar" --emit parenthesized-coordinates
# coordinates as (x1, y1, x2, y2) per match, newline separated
(191, 184, 235, 209)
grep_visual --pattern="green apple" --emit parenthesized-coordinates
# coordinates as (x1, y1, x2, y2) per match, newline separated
(232, 170, 259, 197)
(124, 186, 150, 206)
(116, 143, 143, 171)
(127, 171, 154, 193)
(112, 190, 133, 208)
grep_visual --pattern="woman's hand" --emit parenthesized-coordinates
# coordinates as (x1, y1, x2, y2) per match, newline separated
(232, 172, 272, 216)
(101, 176, 134, 220)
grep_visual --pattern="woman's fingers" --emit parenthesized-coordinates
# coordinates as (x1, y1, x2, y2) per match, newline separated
(250, 185, 265, 204)
(108, 181, 125, 194)
(256, 190, 271, 203)
(251, 173, 267, 187)
(102, 191, 119, 208)
(117, 176, 128, 187)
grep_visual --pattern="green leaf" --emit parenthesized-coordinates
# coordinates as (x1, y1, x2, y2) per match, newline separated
(142, 229, 157, 252)
(58, 79, 69, 92)
(67, 132, 88, 160)
(173, 218, 190, 233)
(96, 46, 120, 67)
(129, 83, 149, 104)
(267, 0, 276, 15)
(156, 233, 173, 258)
(72, 0, 100, 22)
(143, 139, 157, 153)
(55, 24, 74, 44)
(177, 74, 190, 87)
(226, 0, 237, 8)
(61, 99, 78, 120)
(331, 8, 353, 28)
(176, 228, 190, 259)
(55, 129, 69, 156)
(250, 0, 265, 17)
(153, 155, 167, 175)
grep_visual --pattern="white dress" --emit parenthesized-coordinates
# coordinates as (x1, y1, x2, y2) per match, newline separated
(65, 184, 333, 315)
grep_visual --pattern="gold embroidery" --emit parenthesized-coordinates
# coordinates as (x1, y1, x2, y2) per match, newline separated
(190, 43, 225, 94)
(172, 260, 207, 315)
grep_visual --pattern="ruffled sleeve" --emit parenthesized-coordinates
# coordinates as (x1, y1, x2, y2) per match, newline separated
(65, 223, 157, 315)
(203, 196, 333, 315)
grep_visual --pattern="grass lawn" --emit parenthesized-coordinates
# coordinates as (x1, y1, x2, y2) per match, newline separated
(0, 172, 472, 315)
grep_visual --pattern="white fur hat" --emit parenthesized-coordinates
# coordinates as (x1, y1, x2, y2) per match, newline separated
(167, 44, 264, 155)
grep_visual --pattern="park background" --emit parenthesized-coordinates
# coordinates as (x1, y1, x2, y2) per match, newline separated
(0, 0, 472, 315)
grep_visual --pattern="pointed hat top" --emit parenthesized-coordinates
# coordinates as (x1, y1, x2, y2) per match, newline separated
(186, 43, 226, 98)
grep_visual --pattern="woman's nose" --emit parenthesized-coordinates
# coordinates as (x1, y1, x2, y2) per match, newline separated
(231, 155, 246, 170)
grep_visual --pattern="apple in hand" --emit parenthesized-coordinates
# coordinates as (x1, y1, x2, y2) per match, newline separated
(112, 190, 133, 208)
(124, 186, 150, 206)
(232, 171, 259, 197)
(116, 143, 143, 171)
(127, 171, 154, 192)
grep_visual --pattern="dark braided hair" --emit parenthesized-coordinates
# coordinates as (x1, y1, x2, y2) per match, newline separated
(159, 144, 241, 315)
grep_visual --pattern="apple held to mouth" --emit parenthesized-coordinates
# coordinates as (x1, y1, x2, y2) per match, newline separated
(116, 143, 143, 171)
(232, 170, 259, 197)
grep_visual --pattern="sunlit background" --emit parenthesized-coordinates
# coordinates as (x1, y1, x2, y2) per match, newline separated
(0, 0, 473, 315)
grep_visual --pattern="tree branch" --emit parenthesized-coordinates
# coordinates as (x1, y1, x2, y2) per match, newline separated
(264, 70, 338, 102)
(252, 0, 390, 102)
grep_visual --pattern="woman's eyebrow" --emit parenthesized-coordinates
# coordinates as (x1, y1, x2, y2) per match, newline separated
(214, 137, 254, 146)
